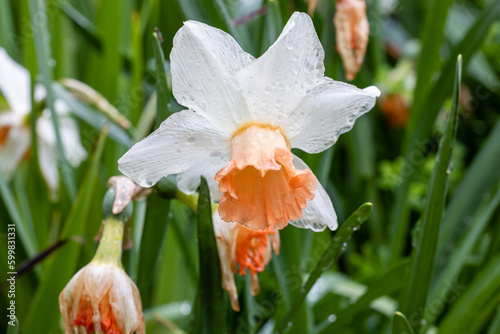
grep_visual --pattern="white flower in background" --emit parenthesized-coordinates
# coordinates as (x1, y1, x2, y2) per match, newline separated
(0, 48, 87, 194)
(119, 12, 380, 231)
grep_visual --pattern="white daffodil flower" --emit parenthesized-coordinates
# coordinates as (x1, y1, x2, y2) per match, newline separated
(119, 12, 380, 231)
(0, 48, 87, 194)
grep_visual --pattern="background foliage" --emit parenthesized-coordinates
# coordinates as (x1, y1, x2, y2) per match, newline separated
(1, 0, 500, 333)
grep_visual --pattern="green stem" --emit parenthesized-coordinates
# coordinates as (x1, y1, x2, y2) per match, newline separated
(92, 217, 124, 267)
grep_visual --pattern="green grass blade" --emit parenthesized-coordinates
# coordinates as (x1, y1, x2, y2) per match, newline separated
(488, 304, 500, 334)
(152, 31, 172, 128)
(196, 176, 224, 334)
(437, 119, 500, 259)
(28, 0, 77, 200)
(136, 193, 170, 308)
(392, 311, 414, 334)
(438, 255, 500, 334)
(6, 316, 19, 334)
(427, 181, 500, 324)
(23, 127, 108, 334)
(411, 0, 453, 123)
(275, 203, 373, 334)
(399, 56, 462, 332)
(0, 0, 16, 57)
(59, 2, 102, 51)
(0, 168, 38, 259)
(52, 83, 133, 147)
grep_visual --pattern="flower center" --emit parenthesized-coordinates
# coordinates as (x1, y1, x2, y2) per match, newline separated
(235, 225, 273, 275)
(215, 123, 317, 230)
(0, 126, 11, 148)
(73, 288, 122, 334)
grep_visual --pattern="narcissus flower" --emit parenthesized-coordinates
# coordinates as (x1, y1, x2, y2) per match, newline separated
(213, 210, 280, 311)
(59, 218, 145, 334)
(334, 0, 370, 80)
(0, 48, 87, 195)
(118, 12, 379, 231)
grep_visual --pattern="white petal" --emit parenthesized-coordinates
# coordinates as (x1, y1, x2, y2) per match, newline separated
(37, 132, 59, 192)
(118, 110, 230, 187)
(0, 126, 30, 180)
(0, 48, 31, 114)
(170, 21, 254, 132)
(237, 12, 326, 125)
(59, 117, 87, 167)
(287, 80, 379, 153)
(289, 155, 338, 231)
(109, 268, 142, 334)
(176, 157, 228, 201)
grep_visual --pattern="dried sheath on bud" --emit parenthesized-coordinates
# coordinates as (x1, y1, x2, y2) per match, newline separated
(334, 0, 370, 80)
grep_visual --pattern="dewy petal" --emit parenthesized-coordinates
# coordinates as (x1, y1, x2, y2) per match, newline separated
(170, 21, 254, 132)
(0, 48, 31, 114)
(289, 155, 338, 231)
(237, 12, 326, 125)
(118, 110, 230, 187)
(37, 134, 59, 192)
(287, 79, 380, 153)
(215, 124, 316, 230)
(176, 157, 229, 201)
(0, 125, 30, 180)
(212, 211, 240, 312)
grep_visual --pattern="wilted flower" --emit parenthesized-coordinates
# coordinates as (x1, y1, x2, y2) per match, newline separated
(59, 218, 145, 334)
(213, 210, 280, 311)
(119, 12, 379, 231)
(334, 0, 370, 80)
(0, 48, 87, 195)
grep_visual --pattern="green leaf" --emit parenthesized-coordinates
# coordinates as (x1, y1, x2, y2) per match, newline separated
(426, 181, 500, 324)
(136, 193, 170, 307)
(389, 0, 500, 261)
(0, 0, 16, 57)
(152, 31, 172, 128)
(195, 176, 224, 334)
(437, 119, 500, 259)
(52, 83, 134, 148)
(399, 56, 462, 332)
(6, 316, 19, 334)
(392, 311, 414, 334)
(29, 0, 77, 200)
(23, 127, 108, 334)
(0, 168, 38, 260)
(275, 203, 373, 334)
(438, 255, 500, 334)
(488, 304, 500, 334)
(59, 1, 102, 51)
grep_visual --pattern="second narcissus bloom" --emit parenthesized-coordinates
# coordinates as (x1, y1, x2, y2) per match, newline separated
(213, 210, 280, 311)
(119, 12, 380, 231)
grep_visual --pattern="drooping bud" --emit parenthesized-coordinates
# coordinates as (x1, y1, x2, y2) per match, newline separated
(59, 218, 145, 334)
(213, 210, 280, 311)
(334, 0, 370, 80)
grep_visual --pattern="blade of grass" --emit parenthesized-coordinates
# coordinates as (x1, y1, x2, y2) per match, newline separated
(152, 31, 172, 128)
(275, 202, 373, 334)
(59, 2, 102, 51)
(392, 311, 414, 334)
(438, 255, 500, 334)
(488, 304, 500, 334)
(195, 176, 224, 334)
(52, 83, 133, 147)
(0, 168, 38, 260)
(399, 56, 462, 332)
(389, 0, 500, 261)
(0, 0, 16, 57)
(426, 180, 500, 324)
(437, 119, 500, 260)
(23, 127, 107, 334)
(136, 193, 170, 308)
(29, 0, 77, 200)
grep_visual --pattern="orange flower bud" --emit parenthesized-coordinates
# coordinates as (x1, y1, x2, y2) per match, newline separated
(334, 0, 370, 80)
(213, 211, 280, 311)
